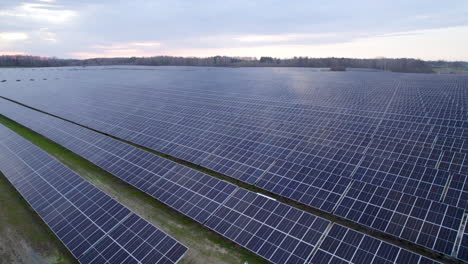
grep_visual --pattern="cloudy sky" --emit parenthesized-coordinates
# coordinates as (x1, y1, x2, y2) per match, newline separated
(1, 0, 467, 60)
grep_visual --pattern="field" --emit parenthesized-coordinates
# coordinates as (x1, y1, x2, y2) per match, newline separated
(0, 66, 467, 264)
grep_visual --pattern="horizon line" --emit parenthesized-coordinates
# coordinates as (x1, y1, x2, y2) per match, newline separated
(1, 54, 467, 62)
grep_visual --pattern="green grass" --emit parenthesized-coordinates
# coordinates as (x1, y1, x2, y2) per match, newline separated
(0, 114, 267, 264)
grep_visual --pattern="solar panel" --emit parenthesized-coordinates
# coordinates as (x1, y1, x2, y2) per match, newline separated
(256, 159, 352, 212)
(206, 188, 331, 264)
(334, 181, 464, 255)
(350, 155, 451, 202)
(0, 124, 187, 264)
(310, 224, 441, 264)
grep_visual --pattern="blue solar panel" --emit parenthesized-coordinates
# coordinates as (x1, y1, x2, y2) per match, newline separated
(0, 124, 187, 264)
(206, 188, 331, 264)
(334, 181, 464, 255)
(256, 159, 352, 212)
(310, 224, 441, 264)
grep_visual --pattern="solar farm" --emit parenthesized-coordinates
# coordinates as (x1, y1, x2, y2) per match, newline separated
(0, 66, 466, 264)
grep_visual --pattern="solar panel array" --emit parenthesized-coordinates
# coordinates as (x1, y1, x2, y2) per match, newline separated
(0, 99, 237, 224)
(1, 68, 467, 261)
(310, 224, 441, 264)
(0, 99, 329, 263)
(334, 181, 463, 255)
(0, 98, 446, 264)
(0, 123, 187, 264)
(205, 188, 330, 264)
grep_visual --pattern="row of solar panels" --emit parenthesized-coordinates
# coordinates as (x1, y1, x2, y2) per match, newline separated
(1, 92, 465, 211)
(87, 91, 466, 163)
(4, 76, 467, 149)
(3, 68, 461, 115)
(3, 68, 466, 118)
(2, 82, 465, 187)
(71, 75, 466, 133)
(2, 83, 466, 202)
(67, 70, 467, 120)
(0, 99, 447, 263)
(0, 93, 465, 260)
(0, 124, 188, 264)
(41, 87, 468, 152)
(49, 97, 467, 198)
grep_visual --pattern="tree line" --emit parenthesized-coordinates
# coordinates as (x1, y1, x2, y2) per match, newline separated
(1, 54, 465, 73)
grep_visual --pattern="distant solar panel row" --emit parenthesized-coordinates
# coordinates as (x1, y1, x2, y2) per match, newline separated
(0, 99, 447, 264)
(3, 72, 466, 156)
(0, 124, 187, 264)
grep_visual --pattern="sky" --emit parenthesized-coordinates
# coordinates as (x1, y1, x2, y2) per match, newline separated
(0, 0, 467, 60)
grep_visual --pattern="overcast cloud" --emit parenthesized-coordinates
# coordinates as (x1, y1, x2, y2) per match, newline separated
(0, 0, 467, 60)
